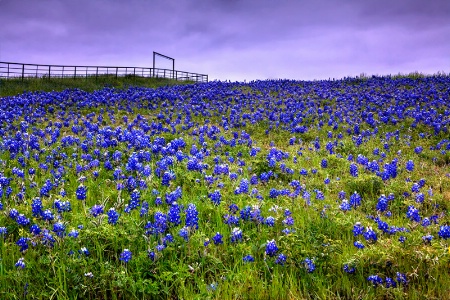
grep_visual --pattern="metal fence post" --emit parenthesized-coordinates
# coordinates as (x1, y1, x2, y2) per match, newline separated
(74, 66, 77, 79)
(22, 64, 24, 81)
(116, 67, 118, 79)
(7, 63, 10, 79)
(96, 67, 98, 80)
(48, 65, 51, 79)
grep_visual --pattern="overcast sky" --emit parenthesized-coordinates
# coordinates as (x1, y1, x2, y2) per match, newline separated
(1, 0, 449, 81)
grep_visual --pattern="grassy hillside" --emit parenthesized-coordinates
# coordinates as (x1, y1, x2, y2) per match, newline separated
(0, 75, 194, 97)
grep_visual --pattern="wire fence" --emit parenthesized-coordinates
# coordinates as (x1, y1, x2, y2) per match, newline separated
(0, 61, 208, 82)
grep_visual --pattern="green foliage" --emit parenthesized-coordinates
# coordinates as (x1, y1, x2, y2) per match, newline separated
(0, 76, 193, 97)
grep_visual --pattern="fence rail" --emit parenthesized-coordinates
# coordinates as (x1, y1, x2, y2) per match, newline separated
(0, 61, 208, 82)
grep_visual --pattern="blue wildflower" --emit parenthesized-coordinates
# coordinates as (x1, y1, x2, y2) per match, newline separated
(185, 203, 199, 229)
(303, 258, 315, 273)
(120, 249, 132, 263)
(106, 208, 119, 225)
(265, 239, 278, 257)
(243, 255, 255, 263)
(90, 204, 104, 217)
(179, 227, 189, 241)
(405, 160, 414, 172)
(15, 258, 26, 269)
(354, 241, 365, 249)
(76, 185, 87, 200)
(212, 232, 223, 245)
(349, 163, 358, 177)
(275, 253, 287, 265)
(367, 275, 383, 287)
(343, 264, 355, 274)
(230, 227, 243, 243)
(438, 225, 450, 239)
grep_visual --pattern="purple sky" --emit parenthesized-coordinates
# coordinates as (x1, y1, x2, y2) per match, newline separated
(1, 0, 449, 81)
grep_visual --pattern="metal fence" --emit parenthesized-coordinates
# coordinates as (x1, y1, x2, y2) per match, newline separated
(0, 61, 208, 82)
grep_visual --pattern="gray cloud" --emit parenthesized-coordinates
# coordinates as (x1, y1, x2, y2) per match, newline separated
(0, 0, 449, 80)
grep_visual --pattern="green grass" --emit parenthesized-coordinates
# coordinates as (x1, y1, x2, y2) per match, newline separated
(0, 75, 194, 97)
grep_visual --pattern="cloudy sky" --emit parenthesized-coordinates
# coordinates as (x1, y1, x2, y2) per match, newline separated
(1, 0, 449, 81)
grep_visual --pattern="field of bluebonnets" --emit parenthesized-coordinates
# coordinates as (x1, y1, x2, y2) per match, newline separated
(0, 75, 449, 299)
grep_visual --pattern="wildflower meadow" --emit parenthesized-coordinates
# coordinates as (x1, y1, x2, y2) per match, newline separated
(0, 75, 449, 299)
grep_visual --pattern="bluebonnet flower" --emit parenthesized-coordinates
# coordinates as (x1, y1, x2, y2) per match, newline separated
(363, 227, 377, 243)
(422, 234, 433, 244)
(107, 207, 120, 225)
(185, 203, 199, 229)
(229, 203, 239, 214)
(212, 232, 223, 245)
(68, 229, 79, 238)
(438, 225, 450, 239)
(265, 216, 275, 227)
(415, 193, 425, 203)
(283, 216, 294, 226)
(76, 185, 87, 200)
(238, 179, 250, 194)
(16, 214, 30, 226)
(275, 253, 287, 265)
(338, 190, 346, 200)
(15, 258, 26, 269)
(16, 237, 29, 252)
(30, 224, 41, 235)
(179, 227, 189, 241)
(230, 227, 243, 243)
(127, 190, 141, 211)
(354, 241, 365, 249)
(156, 244, 166, 252)
(53, 222, 66, 237)
(406, 205, 421, 222)
(399, 236, 406, 243)
(385, 277, 397, 288)
(376, 194, 388, 212)
(411, 183, 420, 193)
(367, 275, 383, 287)
(9, 208, 19, 220)
(349, 192, 361, 207)
(54, 199, 71, 213)
(31, 198, 43, 217)
(405, 160, 414, 172)
(421, 217, 431, 227)
(303, 258, 315, 273)
(153, 211, 168, 235)
(343, 264, 355, 274)
(265, 239, 278, 257)
(41, 209, 54, 221)
(349, 164, 358, 177)
(120, 249, 132, 263)
(243, 255, 255, 262)
(353, 222, 365, 236)
(148, 251, 156, 261)
(414, 146, 423, 154)
(396, 272, 408, 286)
(315, 190, 325, 200)
(339, 200, 351, 211)
(224, 214, 240, 226)
(90, 204, 104, 217)
(168, 202, 181, 225)
(321, 159, 328, 168)
(208, 190, 222, 206)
